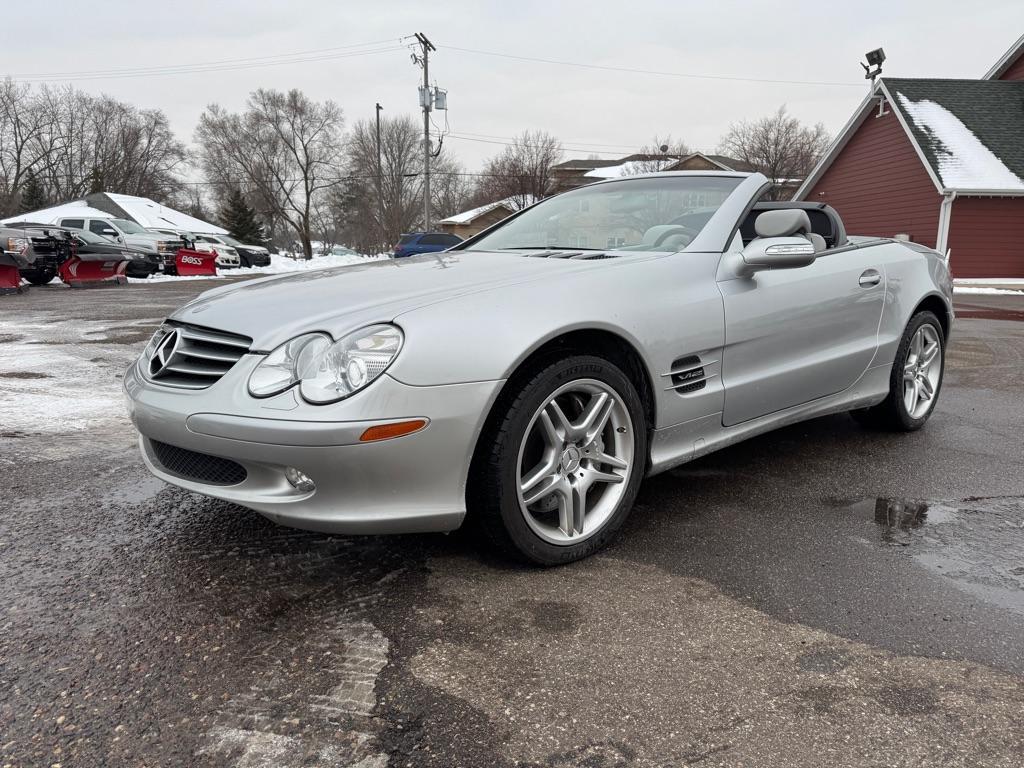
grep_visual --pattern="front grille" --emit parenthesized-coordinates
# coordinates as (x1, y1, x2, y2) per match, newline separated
(151, 440, 247, 486)
(145, 322, 252, 390)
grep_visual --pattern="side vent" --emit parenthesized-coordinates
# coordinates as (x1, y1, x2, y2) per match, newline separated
(664, 355, 713, 394)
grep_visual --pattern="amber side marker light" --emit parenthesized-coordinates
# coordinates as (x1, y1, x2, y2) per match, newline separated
(359, 419, 428, 442)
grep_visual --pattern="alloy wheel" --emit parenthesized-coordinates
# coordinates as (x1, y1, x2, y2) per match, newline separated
(903, 324, 942, 419)
(516, 379, 635, 545)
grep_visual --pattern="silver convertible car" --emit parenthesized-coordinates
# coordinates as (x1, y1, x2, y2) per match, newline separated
(125, 172, 953, 564)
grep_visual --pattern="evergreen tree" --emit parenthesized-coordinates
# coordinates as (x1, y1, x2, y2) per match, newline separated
(19, 172, 49, 214)
(218, 188, 267, 245)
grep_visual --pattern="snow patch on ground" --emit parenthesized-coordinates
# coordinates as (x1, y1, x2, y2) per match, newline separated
(896, 94, 1024, 190)
(0, 317, 144, 436)
(955, 278, 1024, 288)
(953, 286, 1024, 295)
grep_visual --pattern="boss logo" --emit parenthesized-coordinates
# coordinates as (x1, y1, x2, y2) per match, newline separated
(180, 255, 204, 266)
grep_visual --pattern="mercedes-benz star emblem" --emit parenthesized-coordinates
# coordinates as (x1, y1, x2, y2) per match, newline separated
(149, 329, 180, 377)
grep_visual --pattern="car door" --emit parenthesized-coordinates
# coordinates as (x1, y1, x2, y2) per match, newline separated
(718, 246, 885, 427)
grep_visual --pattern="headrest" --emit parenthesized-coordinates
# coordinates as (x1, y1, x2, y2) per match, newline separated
(754, 209, 812, 238)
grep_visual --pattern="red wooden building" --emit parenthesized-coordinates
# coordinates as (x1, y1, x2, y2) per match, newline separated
(795, 34, 1024, 278)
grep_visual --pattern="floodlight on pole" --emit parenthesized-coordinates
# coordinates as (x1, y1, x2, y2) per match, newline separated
(861, 47, 886, 85)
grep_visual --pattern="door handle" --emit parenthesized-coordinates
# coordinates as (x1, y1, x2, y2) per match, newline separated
(859, 269, 881, 288)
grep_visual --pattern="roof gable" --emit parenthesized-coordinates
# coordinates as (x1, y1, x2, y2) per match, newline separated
(984, 33, 1024, 79)
(883, 78, 1024, 191)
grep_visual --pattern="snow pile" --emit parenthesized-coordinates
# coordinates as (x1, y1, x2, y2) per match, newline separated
(584, 159, 675, 179)
(129, 252, 385, 283)
(896, 94, 1024, 190)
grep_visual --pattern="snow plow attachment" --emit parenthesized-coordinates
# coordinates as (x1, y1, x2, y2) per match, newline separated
(58, 256, 129, 288)
(0, 263, 23, 295)
(173, 249, 218, 277)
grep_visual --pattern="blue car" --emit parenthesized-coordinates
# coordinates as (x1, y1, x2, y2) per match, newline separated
(393, 232, 462, 258)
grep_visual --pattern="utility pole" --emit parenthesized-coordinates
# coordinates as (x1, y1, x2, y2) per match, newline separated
(413, 32, 435, 231)
(375, 102, 385, 249)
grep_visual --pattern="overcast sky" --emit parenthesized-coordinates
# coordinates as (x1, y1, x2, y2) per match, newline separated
(4, 1, 1022, 172)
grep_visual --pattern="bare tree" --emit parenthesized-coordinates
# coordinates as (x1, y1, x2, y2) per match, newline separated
(196, 88, 345, 258)
(28, 86, 186, 203)
(333, 114, 471, 251)
(0, 80, 50, 215)
(474, 131, 562, 209)
(718, 106, 829, 199)
(1, 81, 184, 215)
(342, 114, 423, 251)
(430, 151, 474, 223)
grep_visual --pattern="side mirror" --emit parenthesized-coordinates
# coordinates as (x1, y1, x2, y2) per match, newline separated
(739, 237, 816, 275)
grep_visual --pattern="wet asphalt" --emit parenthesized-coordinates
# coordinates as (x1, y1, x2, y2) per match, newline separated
(1, 281, 1022, 767)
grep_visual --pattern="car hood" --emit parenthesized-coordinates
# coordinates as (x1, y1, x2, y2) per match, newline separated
(170, 250, 659, 350)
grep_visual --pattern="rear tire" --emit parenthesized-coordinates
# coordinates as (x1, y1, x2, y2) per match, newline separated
(469, 355, 647, 565)
(851, 310, 945, 431)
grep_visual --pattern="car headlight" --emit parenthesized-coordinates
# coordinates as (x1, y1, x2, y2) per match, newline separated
(5, 236, 29, 253)
(248, 333, 331, 397)
(248, 324, 403, 402)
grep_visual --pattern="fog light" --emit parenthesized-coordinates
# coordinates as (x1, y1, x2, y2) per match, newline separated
(284, 467, 316, 493)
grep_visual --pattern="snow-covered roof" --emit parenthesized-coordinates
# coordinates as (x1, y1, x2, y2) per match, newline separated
(796, 77, 1024, 200)
(2, 194, 229, 234)
(584, 158, 675, 179)
(0, 200, 115, 225)
(895, 94, 1024, 190)
(439, 195, 532, 225)
(97, 193, 227, 234)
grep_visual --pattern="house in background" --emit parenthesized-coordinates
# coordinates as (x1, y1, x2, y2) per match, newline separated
(795, 33, 1024, 278)
(546, 154, 675, 194)
(438, 196, 532, 239)
(545, 152, 798, 196)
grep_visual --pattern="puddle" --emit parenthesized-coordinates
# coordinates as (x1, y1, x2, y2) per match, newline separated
(843, 497, 1024, 615)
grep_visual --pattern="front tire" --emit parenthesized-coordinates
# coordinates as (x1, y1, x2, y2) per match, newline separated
(22, 268, 55, 286)
(469, 355, 647, 565)
(852, 310, 945, 431)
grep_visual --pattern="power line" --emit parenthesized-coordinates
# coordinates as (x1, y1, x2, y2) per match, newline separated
(441, 44, 865, 88)
(446, 133, 628, 156)
(451, 130, 643, 151)
(5, 41, 406, 83)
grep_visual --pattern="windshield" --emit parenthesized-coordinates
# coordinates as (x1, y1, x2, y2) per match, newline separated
(219, 235, 242, 246)
(112, 218, 147, 235)
(465, 176, 742, 253)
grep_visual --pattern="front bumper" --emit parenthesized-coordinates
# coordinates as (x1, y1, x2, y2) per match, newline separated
(124, 357, 503, 534)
